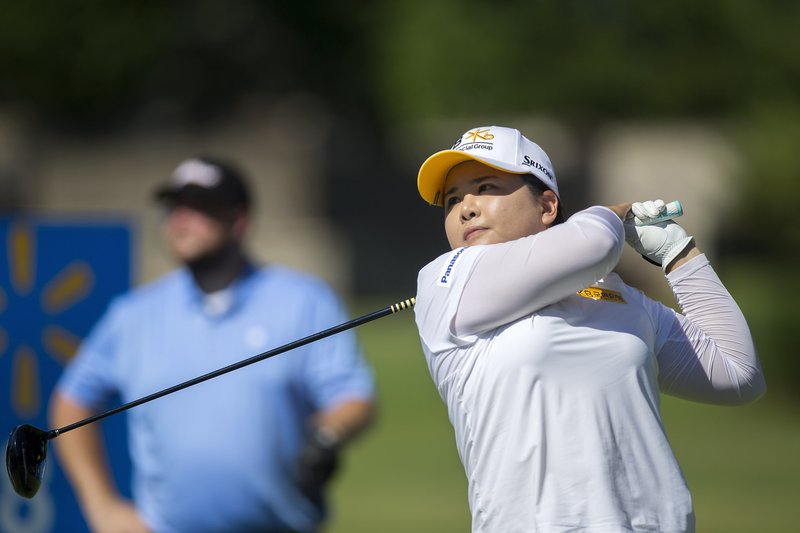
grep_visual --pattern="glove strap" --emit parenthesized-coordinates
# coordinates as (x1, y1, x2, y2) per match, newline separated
(641, 255, 661, 267)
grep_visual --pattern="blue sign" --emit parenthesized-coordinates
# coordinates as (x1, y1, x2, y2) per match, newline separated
(0, 216, 133, 533)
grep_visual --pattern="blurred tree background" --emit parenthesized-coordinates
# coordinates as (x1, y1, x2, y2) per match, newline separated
(1, 1, 797, 530)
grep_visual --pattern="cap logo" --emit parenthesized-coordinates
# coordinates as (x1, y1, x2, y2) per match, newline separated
(451, 128, 496, 153)
(172, 159, 221, 189)
(521, 155, 554, 180)
(465, 128, 494, 142)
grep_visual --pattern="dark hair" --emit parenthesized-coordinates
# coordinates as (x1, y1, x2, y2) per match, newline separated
(521, 176, 565, 225)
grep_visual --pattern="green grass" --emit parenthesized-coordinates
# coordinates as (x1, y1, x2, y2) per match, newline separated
(326, 299, 799, 533)
(662, 394, 800, 533)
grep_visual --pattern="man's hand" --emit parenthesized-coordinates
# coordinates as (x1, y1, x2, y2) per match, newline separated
(624, 200, 694, 272)
(294, 426, 340, 504)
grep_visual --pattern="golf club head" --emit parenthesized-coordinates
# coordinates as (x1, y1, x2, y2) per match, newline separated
(6, 424, 49, 498)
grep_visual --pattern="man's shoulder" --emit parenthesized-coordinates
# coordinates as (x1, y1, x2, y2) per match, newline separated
(251, 264, 337, 298)
(115, 270, 188, 308)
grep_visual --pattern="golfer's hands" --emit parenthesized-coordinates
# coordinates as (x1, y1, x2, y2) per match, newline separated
(87, 496, 150, 533)
(624, 200, 694, 272)
(295, 426, 339, 504)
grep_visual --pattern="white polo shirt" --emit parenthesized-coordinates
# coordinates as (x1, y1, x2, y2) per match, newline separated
(414, 207, 763, 533)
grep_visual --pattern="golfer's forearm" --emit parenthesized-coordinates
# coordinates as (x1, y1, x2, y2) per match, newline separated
(49, 393, 120, 512)
(314, 398, 375, 444)
(664, 244, 701, 274)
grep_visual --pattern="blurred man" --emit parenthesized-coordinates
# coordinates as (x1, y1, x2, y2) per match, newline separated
(50, 156, 375, 533)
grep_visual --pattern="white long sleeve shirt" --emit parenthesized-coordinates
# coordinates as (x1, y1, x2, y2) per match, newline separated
(414, 206, 764, 533)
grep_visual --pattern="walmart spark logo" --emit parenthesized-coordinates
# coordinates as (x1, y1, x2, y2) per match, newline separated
(2, 221, 94, 419)
(1, 217, 130, 423)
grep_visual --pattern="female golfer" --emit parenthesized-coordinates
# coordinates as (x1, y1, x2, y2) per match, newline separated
(413, 126, 765, 532)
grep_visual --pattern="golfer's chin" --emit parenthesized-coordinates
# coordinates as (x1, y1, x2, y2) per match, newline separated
(452, 229, 500, 248)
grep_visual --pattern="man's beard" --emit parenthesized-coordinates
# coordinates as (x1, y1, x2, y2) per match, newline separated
(185, 240, 245, 293)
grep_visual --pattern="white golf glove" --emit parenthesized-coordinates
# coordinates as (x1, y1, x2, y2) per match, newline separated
(624, 200, 694, 272)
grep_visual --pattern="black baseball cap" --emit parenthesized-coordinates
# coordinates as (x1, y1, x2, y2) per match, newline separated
(155, 156, 251, 211)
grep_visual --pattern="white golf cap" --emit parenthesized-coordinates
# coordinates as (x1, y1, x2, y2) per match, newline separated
(417, 126, 559, 206)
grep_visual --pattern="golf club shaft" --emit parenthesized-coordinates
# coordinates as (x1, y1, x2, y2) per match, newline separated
(49, 297, 416, 439)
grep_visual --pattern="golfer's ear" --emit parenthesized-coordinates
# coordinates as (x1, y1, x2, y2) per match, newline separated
(540, 190, 559, 226)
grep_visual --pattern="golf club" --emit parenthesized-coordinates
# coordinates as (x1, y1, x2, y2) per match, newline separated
(6, 297, 416, 499)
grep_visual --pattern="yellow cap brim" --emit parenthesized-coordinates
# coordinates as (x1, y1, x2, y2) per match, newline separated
(417, 150, 527, 206)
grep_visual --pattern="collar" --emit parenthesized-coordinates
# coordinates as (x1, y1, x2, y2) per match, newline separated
(178, 261, 259, 318)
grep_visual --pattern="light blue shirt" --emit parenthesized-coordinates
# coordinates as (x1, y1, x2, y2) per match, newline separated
(58, 264, 374, 533)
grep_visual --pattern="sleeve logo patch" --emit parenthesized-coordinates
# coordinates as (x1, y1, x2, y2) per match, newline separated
(577, 287, 627, 304)
(437, 248, 466, 287)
